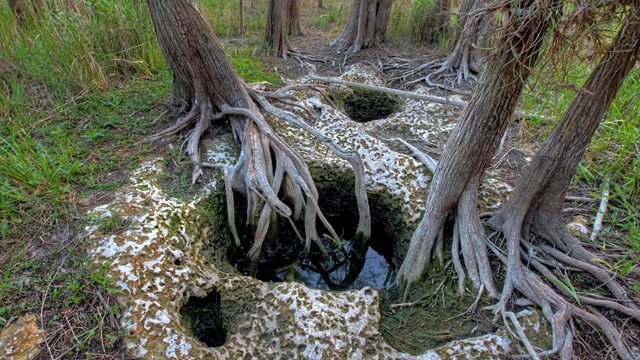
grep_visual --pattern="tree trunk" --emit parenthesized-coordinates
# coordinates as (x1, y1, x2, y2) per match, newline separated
(146, 0, 371, 284)
(317, 0, 323, 9)
(240, 0, 245, 36)
(330, 0, 394, 54)
(398, 0, 559, 297)
(494, 2, 640, 257)
(266, 0, 291, 58)
(287, 0, 304, 36)
(482, 4, 640, 359)
(438, 0, 488, 82)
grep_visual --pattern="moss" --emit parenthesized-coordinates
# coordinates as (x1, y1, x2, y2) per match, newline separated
(179, 290, 226, 347)
(96, 214, 131, 235)
(195, 179, 236, 273)
(379, 262, 498, 355)
(332, 89, 403, 123)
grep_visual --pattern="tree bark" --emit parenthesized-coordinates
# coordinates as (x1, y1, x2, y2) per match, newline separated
(438, 0, 489, 82)
(146, 0, 371, 281)
(330, 0, 394, 53)
(266, 0, 291, 58)
(483, 4, 640, 359)
(287, 0, 304, 36)
(398, 0, 559, 296)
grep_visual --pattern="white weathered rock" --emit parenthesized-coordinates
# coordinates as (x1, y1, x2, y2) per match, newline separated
(86, 65, 543, 359)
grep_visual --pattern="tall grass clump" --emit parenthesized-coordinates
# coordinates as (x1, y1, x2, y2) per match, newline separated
(0, 78, 80, 239)
(199, 0, 268, 37)
(409, 0, 452, 46)
(0, 0, 164, 97)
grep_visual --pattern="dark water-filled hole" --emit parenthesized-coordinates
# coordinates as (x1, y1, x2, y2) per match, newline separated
(227, 175, 403, 291)
(334, 89, 403, 123)
(179, 290, 226, 347)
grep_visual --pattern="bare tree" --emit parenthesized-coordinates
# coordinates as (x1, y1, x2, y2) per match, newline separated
(146, 0, 371, 276)
(399, 0, 640, 357)
(330, 0, 394, 53)
(487, 2, 640, 358)
(437, 0, 489, 82)
(398, 0, 559, 295)
(287, 0, 304, 36)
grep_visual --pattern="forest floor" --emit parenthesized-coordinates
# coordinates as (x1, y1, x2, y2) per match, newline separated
(1, 14, 639, 360)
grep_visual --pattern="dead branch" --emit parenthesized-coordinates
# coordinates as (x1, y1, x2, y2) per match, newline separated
(307, 76, 550, 121)
(590, 176, 610, 242)
(307, 75, 469, 107)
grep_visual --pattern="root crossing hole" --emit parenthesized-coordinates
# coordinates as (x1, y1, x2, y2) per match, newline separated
(228, 175, 403, 291)
(179, 290, 226, 347)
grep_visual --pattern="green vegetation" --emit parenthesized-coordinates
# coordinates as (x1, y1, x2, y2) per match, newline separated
(522, 66, 640, 289)
(334, 89, 403, 122)
(0, 0, 638, 357)
(0, 0, 283, 357)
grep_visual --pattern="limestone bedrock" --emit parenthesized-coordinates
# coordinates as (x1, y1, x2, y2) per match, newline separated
(86, 65, 541, 359)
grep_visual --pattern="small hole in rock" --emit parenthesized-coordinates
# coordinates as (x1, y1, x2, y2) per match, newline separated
(334, 89, 403, 123)
(228, 171, 404, 291)
(174, 259, 182, 266)
(179, 290, 226, 347)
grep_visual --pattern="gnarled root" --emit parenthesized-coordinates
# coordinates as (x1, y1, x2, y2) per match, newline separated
(399, 43, 483, 89)
(148, 84, 371, 271)
(453, 178, 497, 297)
(488, 215, 639, 359)
(398, 178, 497, 300)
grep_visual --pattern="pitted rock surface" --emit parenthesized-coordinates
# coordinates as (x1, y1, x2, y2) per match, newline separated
(0, 315, 44, 360)
(86, 66, 545, 359)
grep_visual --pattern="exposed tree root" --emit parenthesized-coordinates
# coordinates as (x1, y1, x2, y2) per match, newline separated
(434, 43, 483, 84)
(148, 82, 371, 269)
(397, 179, 498, 301)
(485, 214, 639, 359)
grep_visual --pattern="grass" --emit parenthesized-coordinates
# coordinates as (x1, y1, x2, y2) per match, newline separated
(521, 63, 640, 291)
(0, 0, 289, 354)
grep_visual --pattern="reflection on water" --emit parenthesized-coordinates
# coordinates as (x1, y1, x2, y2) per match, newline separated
(231, 242, 396, 292)
(297, 246, 396, 291)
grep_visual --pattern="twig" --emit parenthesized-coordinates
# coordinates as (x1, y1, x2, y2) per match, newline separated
(565, 196, 594, 203)
(506, 311, 541, 360)
(590, 176, 610, 242)
(306, 76, 550, 120)
(386, 138, 438, 173)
